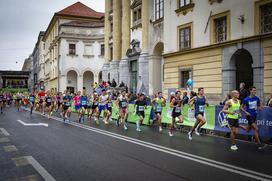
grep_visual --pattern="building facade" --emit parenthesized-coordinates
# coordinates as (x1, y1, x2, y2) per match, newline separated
(22, 56, 33, 91)
(0, 71, 30, 90)
(162, 0, 272, 103)
(32, 31, 45, 91)
(42, 2, 104, 93)
(103, 0, 164, 95)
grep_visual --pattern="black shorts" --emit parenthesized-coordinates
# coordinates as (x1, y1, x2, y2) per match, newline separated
(246, 115, 256, 126)
(137, 111, 145, 118)
(155, 112, 162, 115)
(63, 106, 69, 110)
(195, 112, 204, 118)
(107, 107, 112, 112)
(46, 103, 52, 107)
(86, 105, 91, 109)
(92, 105, 98, 110)
(228, 118, 239, 128)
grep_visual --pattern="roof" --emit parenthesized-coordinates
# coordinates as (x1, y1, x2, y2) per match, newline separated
(56, 1, 104, 19)
(61, 20, 104, 28)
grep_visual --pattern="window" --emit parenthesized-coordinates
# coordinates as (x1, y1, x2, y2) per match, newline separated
(110, 23, 113, 32)
(100, 44, 105, 56)
(180, 70, 192, 88)
(133, 7, 142, 27)
(214, 16, 227, 42)
(154, 0, 164, 20)
(34, 73, 37, 84)
(69, 44, 76, 55)
(260, 3, 272, 33)
(179, 27, 191, 49)
(179, 0, 191, 8)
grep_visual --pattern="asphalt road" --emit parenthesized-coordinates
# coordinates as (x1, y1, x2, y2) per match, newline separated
(0, 107, 271, 181)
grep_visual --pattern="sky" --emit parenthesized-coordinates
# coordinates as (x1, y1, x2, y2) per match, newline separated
(0, 0, 104, 70)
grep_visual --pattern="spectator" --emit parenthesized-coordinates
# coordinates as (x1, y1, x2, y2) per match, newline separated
(220, 93, 232, 105)
(107, 80, 112, 87)
(182, 92, 189, 105)
(267, 94, 272, 107)
(112, 79, 117, 88)
(239, 82, 249, 101)
(119, 81, 125, 88)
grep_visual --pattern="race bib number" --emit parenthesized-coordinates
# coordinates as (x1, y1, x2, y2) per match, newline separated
(175, 107, 181, 113)
(121, 102, 126, 108)
(138, 106, 144, 111)
(108, 103, 112, 107)
(199, 105, 204, 112)
(156, 105, 162, 112)
(47, 99, 51, 103)
(30, 97, 34, 102)
(249, 101, 257, 110)
(81, 101, 86, 105)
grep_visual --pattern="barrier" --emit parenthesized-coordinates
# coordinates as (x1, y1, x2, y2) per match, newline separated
(70, 101, 272, 138)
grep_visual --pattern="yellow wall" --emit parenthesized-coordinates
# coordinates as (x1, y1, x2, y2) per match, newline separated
(263, 38, 272, 99)
(164, 48, 222, 97)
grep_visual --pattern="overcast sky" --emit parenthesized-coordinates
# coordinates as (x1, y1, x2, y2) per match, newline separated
(0, 0, 104, 70)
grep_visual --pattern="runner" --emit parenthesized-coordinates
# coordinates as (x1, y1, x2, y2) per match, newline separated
(105, 90, 113, 124)
(45, 91, 53, 119)
(23, 93, 29, 110)
(135, 93, 147, 132)
(240, 86, 264, 149)
(62, 92, 72, 122)
(90, 92, 99, 124)
(79, 89, 88, 123)
(222, 90, 241, 151)
(37, 89, 46, 114)
(169, 90, 183, 137)
(29, 89, 36, 115)
(151, 92, 166, 133)
(188, 87, 209, 140)
(98, 89, 109, 124)
(116, 90, 129, 130)
(0, 91, 4, 114)
(74, 91, 81, 120)
(86, 94, 92, 119)
(16, 92, 22, 112)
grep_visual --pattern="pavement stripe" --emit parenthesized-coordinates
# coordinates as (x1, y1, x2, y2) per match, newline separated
(25, 156, 56, 181)
(0, 137, 10, 143)
(35, 112, 272, 181)
(3, 145, 18, 152)
(17, 120, 48, 127)
(0, 128, 10, 136)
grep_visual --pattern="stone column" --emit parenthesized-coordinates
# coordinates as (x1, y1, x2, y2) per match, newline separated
(141, 0, 149, 53)
(121, 0, 130, 58)
(110, 0, 122, 83)
(113, 0, 122, 61)
(77, 75, 83, 93)
(138, 53, 149, 94)
(119, 0, 131, 87)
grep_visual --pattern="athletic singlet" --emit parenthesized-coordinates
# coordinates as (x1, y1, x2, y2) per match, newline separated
(173, 97, 182, 113)
(227, 99, 240, 119)
(119, 97, 127, 108)
(80, 96, 87, 106)
(195, 96, 206, 113)
(29, 94, 35, 102)
(99, 95, 108, 106)
(155, 98, 164, 112)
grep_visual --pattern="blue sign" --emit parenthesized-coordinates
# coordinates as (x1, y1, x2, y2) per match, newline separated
(215, 105, 272, 138)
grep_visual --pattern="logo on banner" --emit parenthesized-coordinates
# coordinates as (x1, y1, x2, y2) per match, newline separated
(218, 110, 228, 127)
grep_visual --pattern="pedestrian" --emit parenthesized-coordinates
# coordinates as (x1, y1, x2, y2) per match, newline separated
(222, 90, 241, 151)
(266, 94, 272, 107)
(188, 87, 209, 140)
(240, 86, 264, 149)
(112, 79, 117, 88)
(239, 82, 249, 102)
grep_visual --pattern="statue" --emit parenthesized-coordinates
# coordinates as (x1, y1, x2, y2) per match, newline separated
(126, 39, 141, 57)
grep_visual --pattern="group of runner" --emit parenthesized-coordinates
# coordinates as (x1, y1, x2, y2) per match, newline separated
(0, 85, 269, 150)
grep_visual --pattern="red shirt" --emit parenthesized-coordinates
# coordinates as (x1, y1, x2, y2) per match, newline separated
(38, 92, 45, 101)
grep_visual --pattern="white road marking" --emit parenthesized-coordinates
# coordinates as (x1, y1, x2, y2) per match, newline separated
(0, 128, 10, 136)
(34, 111, 272, 181)
(17, 120, 48, 127)
(25, 156, 56, 181)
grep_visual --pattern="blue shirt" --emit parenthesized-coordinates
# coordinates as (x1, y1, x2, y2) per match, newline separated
(195, 96, 206, 114)
(80, 96, 87, 106)
(242, 96, 260, 117)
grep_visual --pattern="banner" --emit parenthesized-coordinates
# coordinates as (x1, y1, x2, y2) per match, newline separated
(215, 105, 272, 138)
